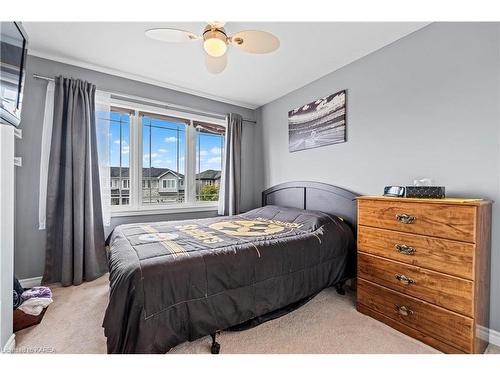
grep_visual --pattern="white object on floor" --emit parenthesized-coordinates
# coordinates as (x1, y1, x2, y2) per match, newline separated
(18, 297, 53, 316)
(2, 334, 16, 353)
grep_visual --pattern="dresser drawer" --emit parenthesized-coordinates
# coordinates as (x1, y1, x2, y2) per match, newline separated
(358, 226, 474, 279)
(357, 279, 473, 353)
(358, 253, 473, 316)
(358, 199, 476, 242)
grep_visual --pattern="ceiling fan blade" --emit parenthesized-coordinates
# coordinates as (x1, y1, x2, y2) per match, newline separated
(230, 30, 280, 54)
(205, 53, 227, 74)
(145, 28, 199, 43)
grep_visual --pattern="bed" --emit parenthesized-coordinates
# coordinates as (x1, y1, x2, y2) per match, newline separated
(103, 181, 358, 354)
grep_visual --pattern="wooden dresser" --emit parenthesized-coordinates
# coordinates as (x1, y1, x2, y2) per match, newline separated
(356, 196, 492, 354)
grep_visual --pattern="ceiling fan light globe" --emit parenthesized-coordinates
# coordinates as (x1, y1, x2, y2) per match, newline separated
(203, 38, 227, 57)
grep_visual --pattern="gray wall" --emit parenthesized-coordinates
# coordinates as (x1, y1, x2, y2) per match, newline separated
(256, 23, 500, 331)
(15, 55, 257, 280)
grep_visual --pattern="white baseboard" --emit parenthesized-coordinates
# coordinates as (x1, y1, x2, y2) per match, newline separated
(477, 325, 500, 347)
(2, 334, 15, 353)
(19, 276, 42, 288)
(489, 328, 500, 347)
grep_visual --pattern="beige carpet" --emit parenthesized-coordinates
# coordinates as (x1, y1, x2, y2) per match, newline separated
(14, 275, 500, 354)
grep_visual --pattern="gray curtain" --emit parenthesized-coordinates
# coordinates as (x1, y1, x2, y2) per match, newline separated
(218, 113, 243, 216)
(43, 76, 107, 286)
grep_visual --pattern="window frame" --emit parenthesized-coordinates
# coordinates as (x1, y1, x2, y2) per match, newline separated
(99, 97, 226, 217)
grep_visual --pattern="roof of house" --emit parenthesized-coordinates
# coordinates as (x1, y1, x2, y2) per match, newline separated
(110, 167, 184, 178)
(110, 167, 220, 180)
(196, 169, 221, 180)
(157, 169, 184, 180)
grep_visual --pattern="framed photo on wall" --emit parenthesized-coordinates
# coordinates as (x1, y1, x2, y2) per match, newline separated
(288, 89, 346, 152)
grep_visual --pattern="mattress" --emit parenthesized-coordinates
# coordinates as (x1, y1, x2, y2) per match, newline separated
(102, 205, 355, 353)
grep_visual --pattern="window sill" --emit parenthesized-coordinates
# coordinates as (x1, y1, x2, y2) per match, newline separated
(110, 203, 218, 218)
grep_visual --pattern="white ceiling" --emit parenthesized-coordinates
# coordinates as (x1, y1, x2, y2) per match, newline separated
(24, 22, 429, 109)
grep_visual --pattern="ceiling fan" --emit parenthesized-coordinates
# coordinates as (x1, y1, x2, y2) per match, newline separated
(145, 22, 280, 74)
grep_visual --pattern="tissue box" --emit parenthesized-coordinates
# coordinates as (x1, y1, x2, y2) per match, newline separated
(405, 186, 445, 199)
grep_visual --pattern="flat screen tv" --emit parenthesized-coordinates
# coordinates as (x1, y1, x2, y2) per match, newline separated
(1, 22, 28, 127)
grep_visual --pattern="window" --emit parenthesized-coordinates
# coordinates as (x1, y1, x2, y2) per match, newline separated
(96, 109, 130, 207)
(161, 179, 177, 190)
(142, 113, 186, 205)
(195, 122, 224, 202)
(97, 99, 225, 214)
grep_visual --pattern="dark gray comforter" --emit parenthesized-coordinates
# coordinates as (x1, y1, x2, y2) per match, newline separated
(103, 205, 355, 353)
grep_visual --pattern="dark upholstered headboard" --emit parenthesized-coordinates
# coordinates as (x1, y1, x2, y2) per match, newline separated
(262, 181, 359, 230)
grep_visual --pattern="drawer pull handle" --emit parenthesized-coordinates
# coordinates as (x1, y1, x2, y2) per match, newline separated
(395, 244, 416, 255)
(395, 304, 414, 317)
(396, 214, 416, 224)
(395, 273, 415, 285)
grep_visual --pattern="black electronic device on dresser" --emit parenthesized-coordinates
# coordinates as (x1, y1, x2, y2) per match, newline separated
(383, 186, 405, 197)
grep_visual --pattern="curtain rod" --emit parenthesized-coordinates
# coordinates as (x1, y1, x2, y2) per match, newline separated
(32, 74, 257, 124)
